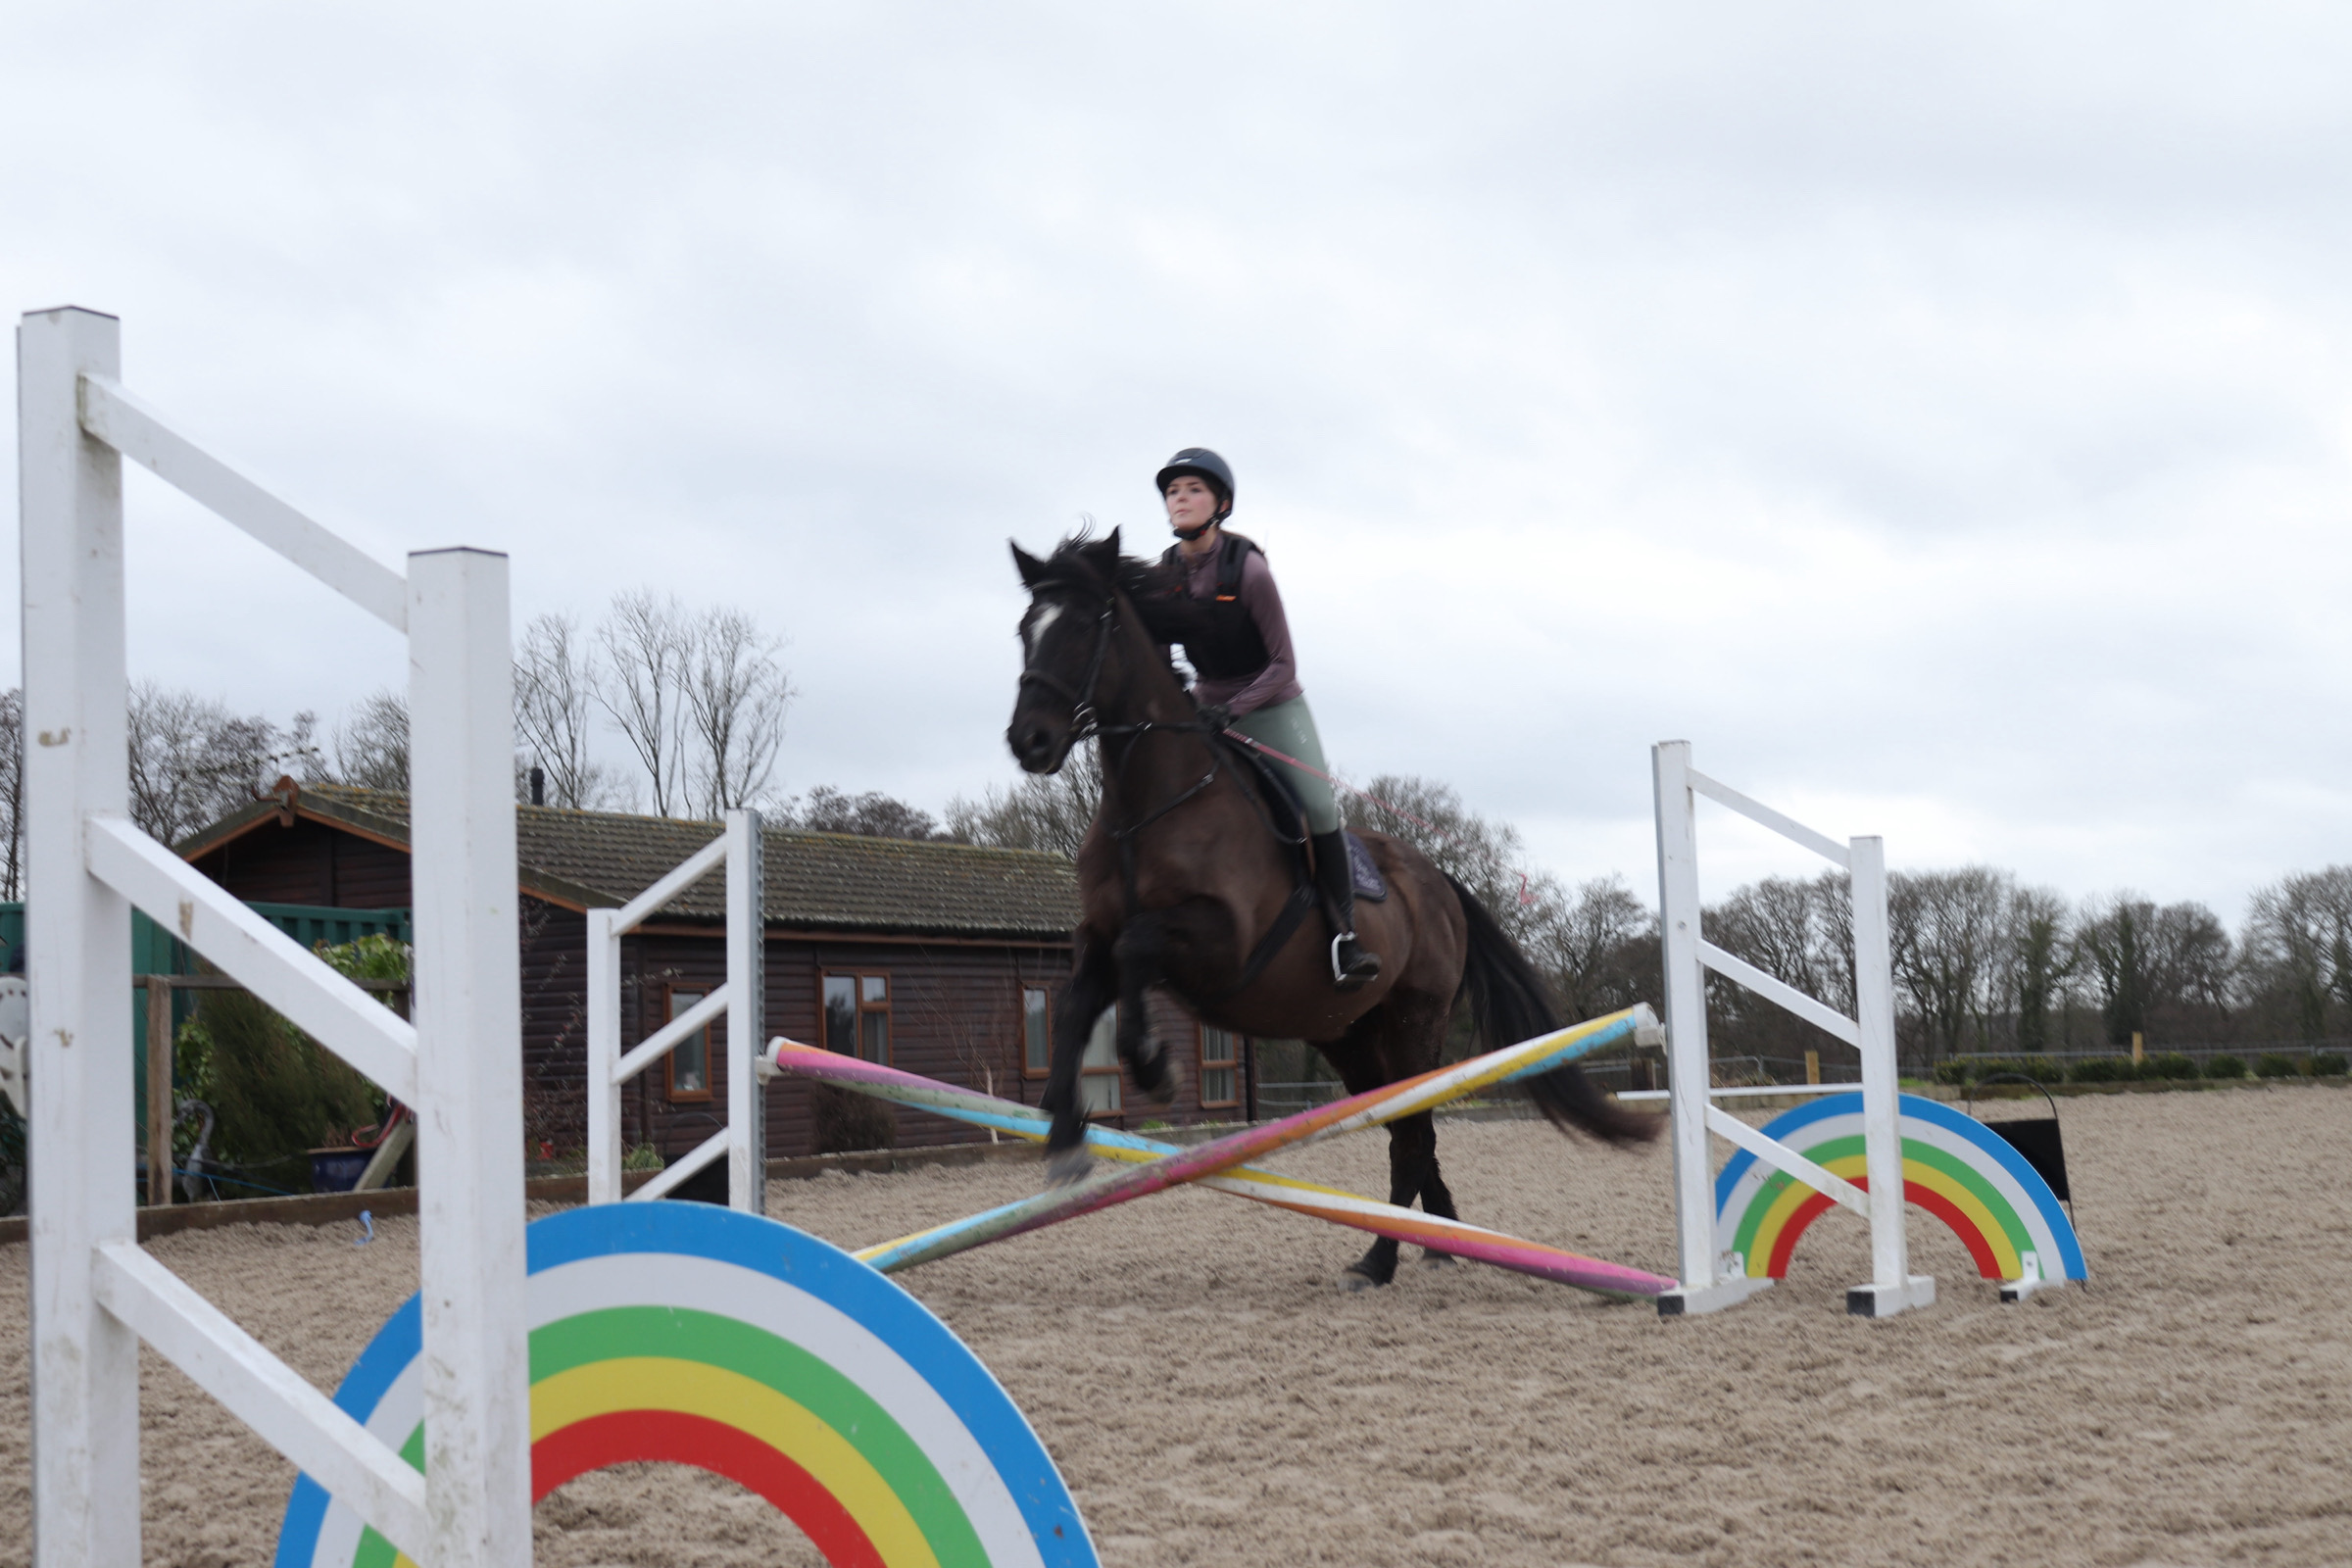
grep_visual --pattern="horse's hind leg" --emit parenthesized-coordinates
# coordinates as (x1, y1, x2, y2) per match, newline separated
(1340, 1109, 1444, 1291)
(1418, 1139, 1461, 1268)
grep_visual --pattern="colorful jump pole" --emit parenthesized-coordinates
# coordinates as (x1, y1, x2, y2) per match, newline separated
(761, 1004, 1672, 1294)
(763, 1033, 1673, 1298)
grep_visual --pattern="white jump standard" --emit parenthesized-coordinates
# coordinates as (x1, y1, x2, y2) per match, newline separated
(22, 307, 532, 1568)
(1652, 740, 1935, 1319)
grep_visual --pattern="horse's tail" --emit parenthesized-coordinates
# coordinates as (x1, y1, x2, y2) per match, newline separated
(1448, 874, 1658, 1147)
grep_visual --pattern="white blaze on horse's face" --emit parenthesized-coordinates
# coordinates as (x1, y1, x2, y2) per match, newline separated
(1023, 600, 1063, 662)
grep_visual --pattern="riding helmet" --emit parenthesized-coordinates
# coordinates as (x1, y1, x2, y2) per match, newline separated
(1155, 448, 1235, 514)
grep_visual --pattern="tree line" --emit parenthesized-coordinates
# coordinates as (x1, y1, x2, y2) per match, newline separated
(3, 648, 2346, 1068)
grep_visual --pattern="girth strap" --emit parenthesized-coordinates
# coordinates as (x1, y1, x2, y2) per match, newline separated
(1201, 879, 1319, 1004)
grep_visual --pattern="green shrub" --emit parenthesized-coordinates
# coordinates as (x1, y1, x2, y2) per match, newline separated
(2203, 1054, 2247, 1080)
(1933, 1059, 1972, 1086)
(2140, 1053, 2200, 1080)
(2069, 1056, 2137, 1084)
(2255, 1053, 2303, 1079)
(192, 988, 381, 1187)
(2314, 1053, 2349, 1077)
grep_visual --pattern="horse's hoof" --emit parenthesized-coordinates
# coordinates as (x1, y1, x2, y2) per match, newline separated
(1045, 1148, 1095, 1188)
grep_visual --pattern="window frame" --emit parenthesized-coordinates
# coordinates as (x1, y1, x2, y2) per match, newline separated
(820, 969, 893, 1065)
(1021, 986, 1052, 1080)
(662, 981, 714, 1103)
(1197, 1022, 1241, 1110)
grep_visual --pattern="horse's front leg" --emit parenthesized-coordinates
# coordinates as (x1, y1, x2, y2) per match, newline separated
(1112, 912, 1179, 1102)
(1043, 925, 1120, 1176)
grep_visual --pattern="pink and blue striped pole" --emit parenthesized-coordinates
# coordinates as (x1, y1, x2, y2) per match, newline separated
(762, 1004, 1674, 1298)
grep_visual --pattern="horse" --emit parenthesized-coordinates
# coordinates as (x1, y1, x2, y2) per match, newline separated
(1004, 528, 1657, 1288)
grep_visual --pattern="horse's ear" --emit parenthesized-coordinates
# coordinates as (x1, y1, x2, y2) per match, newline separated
(1080, 528, 1121, 577)
(1011, 541, 1047, 588)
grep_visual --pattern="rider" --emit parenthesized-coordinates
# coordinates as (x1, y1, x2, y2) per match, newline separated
(1152, 447, 1381, 993)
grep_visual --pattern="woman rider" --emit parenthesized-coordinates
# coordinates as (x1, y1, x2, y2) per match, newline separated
(1151, 447, 1381, 993)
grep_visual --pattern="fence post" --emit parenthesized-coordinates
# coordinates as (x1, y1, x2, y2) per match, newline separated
(146, 978, 173, 1207)
(24, 306, 144, 1568)
(725, 808, 765, 1213)
(1651, 742, 1719, 1295)
(405, 547, 531, 1568)
(1845, 833, 1930, 1317)
(586, 906, 621, 1204)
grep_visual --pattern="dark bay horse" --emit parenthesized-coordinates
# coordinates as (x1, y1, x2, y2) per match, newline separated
(1005, 529, 1655, 1287)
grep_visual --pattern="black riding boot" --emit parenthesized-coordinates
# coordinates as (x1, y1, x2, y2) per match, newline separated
(1311, 829, 1381, 992)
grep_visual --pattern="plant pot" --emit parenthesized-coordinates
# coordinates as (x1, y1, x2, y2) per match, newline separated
(309, 1148, 370, 1193)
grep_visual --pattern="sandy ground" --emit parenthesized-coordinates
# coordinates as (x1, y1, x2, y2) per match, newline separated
(2, 1085, 2349, 1568)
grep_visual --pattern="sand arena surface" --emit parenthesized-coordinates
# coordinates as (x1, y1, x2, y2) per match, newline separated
(2, 1085, 2348, 1567)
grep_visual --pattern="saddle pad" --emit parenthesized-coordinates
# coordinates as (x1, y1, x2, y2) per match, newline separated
(1347, 832, 1389, 902)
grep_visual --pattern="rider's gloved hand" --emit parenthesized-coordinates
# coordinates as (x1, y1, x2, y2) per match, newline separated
(1197, 703, 1235, 732)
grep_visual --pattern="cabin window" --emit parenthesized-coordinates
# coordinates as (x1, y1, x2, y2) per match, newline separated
(1022, 987, 1051, 1076)
(664, 985, 712, 1102)
(822, 971, 891, 1064)
(1199, 1024, 1241, 1109)
(1080, 1005, 1121, 1114)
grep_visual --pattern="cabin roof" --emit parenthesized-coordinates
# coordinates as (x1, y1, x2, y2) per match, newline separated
(179, 782, 1080, 941)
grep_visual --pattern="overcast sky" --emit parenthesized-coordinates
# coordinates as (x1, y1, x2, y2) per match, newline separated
(9, 4, 2352, 922)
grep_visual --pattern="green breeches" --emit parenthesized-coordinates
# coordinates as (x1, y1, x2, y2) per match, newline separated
(1229, 696, 1342, 835)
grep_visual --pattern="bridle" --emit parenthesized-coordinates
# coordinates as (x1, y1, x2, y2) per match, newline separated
(1015, 584, 1224, 893)
(1015, 593, 1118, 744)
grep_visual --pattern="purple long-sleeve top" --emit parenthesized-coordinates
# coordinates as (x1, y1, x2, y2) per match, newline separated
(1180, 542, 1304, 716)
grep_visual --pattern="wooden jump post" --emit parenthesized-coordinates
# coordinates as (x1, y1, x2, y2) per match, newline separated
(1651, 740, 1934, 1319)
(760, 1004, 1678, 1298)
(585, 809, 766, 1210)
(21, 308, 530, 1568)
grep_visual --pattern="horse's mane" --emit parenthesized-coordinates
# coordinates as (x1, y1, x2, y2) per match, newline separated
(1030, 528, 1198, 670)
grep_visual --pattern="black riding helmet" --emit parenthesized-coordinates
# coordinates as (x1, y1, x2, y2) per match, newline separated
(1155, 447, 1235, 521)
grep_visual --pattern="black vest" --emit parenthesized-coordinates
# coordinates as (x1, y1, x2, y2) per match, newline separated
(1158, 532, 1270, 682)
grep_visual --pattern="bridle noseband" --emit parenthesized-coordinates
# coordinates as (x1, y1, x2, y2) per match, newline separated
(1016, 584, 1225, 897)
(1016, 594, 1118, 743)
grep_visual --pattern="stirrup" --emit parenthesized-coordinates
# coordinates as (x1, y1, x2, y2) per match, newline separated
(1331, 932, 1379, 993)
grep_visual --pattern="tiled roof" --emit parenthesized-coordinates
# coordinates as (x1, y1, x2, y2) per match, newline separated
(188, 783, 1079, 941)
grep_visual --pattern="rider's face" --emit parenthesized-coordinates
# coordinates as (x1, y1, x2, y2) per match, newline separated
(1163, 475, 1224, 535)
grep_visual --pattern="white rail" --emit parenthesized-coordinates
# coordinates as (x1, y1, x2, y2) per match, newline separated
(1651, 740, 1932, 1319)
(22, 307, 530, 1568)
(585, 809, 765, 1211)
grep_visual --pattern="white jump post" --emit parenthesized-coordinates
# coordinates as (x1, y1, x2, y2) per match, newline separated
(21, 307, 530, 1566)
(585, 809, 765, 1210)
(1652, 740, 1934, 1319)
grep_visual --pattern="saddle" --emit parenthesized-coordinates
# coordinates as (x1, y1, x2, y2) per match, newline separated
(1200, 733, 1386, 1004)
(1218, 734, 1388, 901)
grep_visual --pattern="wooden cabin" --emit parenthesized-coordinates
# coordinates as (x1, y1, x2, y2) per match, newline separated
(179, 781, 1254, 1162)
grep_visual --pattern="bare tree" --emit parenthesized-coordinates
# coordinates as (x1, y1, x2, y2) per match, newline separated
(598, 592, 691, 816)
(1889, 866, 2014, 1064)
(944, 745, 1103, 858)
(2003, 885, 2073, 1053)
(1530, 876, 1656, 1022)
(514, 612, 616, 809)
(1343, 773, 1543, 941)
(331, 688, 410, 793)
(126, 682, 297, 844)
(2230, 869, 2352, 1044)
(785, 786, 943, 840)
(683, 606, 793, 817)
